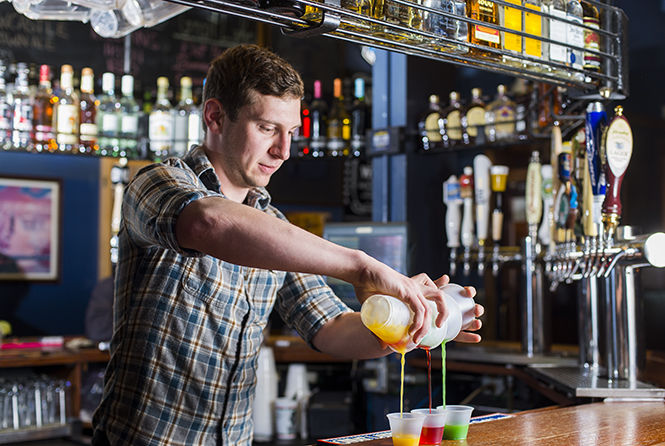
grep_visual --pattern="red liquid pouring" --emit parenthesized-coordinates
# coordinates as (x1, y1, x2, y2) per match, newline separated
(425, 347, 432, 412)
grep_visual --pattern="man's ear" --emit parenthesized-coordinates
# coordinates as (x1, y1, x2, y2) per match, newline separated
(203, 98, 225, 133)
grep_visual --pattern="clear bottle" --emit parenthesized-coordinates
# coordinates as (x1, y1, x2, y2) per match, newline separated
(422, 0, 468, 53)
(97, 72, 120, 157)
(0, 62, 12, 150)
(485, 84, 516, 142)
(544, 0, 568, 67)
(350, 77, 368, 158)
(11, 62, 33, 151)
(373, 0, 423, 42)
(309, 80, 327, 158)
(119, 74, 140, 159)
(566, 0, 584, 80)
(79, 67, 98, 154)
(360, 283, 476, 353)
(464, 88, 485, 145)
(341, 0, 372, 31)
(32, 64, 56, 153)
(327, 77, 351, 157)
(54, 64, 79, 152)
(467, 0, 500, 56)
(581, 1, 600, 72)
(173, 76, 196, 157)
(148, 76, 174, 161)
(441, 91, 465, 146)
(418, 94, 443, 151)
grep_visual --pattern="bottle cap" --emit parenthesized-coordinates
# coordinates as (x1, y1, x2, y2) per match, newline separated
(102, 72, 115, 92)
(157, 76, 169, 88)
(181, 76, 192, 88)
(121, 74, 134, 96)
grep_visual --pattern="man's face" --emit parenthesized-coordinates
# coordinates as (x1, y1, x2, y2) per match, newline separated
(209, 92, 301, 199)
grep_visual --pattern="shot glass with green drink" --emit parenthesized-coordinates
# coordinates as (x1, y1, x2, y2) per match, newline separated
(441, 405, 473, 440)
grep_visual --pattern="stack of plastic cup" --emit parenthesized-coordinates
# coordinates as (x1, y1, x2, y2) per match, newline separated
(386, 412, 426, 446)
(441, 405, 474, 440)
(411, 408, 446, 445)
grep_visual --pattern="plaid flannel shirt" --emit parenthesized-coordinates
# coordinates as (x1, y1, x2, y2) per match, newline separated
(92, 145, 350, 445)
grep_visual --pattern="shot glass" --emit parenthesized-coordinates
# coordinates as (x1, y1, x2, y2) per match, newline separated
(386, 412, 426, 446)
(441, 405, 474, 440)
(411, 408, 446, 445)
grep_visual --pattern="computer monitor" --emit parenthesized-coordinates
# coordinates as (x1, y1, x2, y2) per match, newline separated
(323, 222, 409, 311)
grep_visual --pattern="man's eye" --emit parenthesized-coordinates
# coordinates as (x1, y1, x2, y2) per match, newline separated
(260, 125, 275, 133)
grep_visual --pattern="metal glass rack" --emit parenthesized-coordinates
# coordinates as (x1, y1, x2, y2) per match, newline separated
(163, 0, 629, 98)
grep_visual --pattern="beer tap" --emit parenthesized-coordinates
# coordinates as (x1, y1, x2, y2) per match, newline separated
(585, 102, 607, 276)
(443, 175, 462, 276)
(460, 166, 475, 276)
(110, 158, 130, 266)
(551, 151, 571, 287)
(490, 165, 509, 276)
(565, 181, 580, 280)
(581, 147, 596, 278)
(538, 164, 553, 249)
(599, 106, 633, 277)
(474, 155, 492, 274)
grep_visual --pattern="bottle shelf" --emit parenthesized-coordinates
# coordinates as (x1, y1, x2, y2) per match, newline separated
(164, 0, 628, 98)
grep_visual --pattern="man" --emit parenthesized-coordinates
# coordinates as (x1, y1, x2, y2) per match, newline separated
(92, 44, 483, 446)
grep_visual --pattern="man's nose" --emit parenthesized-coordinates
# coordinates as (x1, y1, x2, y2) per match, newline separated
(271, 132, 291, 160)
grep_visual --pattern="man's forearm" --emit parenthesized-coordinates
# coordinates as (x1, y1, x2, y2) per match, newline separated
(312, 312, 390, 360)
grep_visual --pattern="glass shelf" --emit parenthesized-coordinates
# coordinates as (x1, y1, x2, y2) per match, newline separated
(163, 0, 629, 98)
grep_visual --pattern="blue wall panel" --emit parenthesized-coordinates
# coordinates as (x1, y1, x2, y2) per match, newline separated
(0, 152, 99, 336)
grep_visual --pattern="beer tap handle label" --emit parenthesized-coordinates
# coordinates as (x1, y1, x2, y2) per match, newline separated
(526, 152, 543, 227)
(585, 102, 607, 196)
(443, 176, 462, 249)
(602, 107, 633, 218)
(474, 155, 492, 244)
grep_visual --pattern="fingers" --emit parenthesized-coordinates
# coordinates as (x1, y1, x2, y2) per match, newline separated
(411, 273, 437, 289)
(433, 274, 450, 288)
(474, 303, 484, 318)
(454, 331, 482, 343)
(464, 286, 476, 298)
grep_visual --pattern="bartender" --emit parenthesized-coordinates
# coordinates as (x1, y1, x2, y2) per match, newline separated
(91, 44, 484, 446)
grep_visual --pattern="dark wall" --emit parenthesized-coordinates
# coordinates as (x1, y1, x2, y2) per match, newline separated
(0, 152, 99, 336)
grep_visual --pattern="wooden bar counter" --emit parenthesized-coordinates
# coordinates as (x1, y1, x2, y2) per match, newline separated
(332, 401, 665, 445)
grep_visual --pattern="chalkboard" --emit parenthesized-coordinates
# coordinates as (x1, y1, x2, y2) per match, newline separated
(0, 3, 259, 95)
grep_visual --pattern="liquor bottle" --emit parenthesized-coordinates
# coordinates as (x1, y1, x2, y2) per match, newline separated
(523, 0, 543, 59)
(374, 0, 423, 41)
(79, 67, 98, 154)
(512, 78, 532, 140)
(149, 76, 174, 161)
(417, 94, 443, 151)
(502, 0, 542, 64)
(422, 0, 468, 53)
(118, 74, 140, 159)
(173, 76, 195, 157)
(350, 77, 368, 158)
(544, 0, 568, 66)
(566, 0, 584, 79)
(54, 64, 79, 152)
(293, 96, 310, 157)
(467, 0, 500, 56)
(441, 91, 465, 146)
(32, 64, 56, 153)
(309, 80, 327, 158)
(484, 84, 516, 142)
(464, 87, 485, 145)
(327, 78, 351, 157)
(581, 1, 600, 72)
(11, 62, 33, 150)
(341, 0, 372, 31)
(0, 61, 12, 150)
(97, 72, 120, 157)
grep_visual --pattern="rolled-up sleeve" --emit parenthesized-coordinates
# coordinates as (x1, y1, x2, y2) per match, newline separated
(122, 163, 222, 256)
(275, 271, 351, 348)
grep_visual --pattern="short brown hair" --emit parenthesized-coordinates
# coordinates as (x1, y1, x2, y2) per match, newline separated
(203, 44, 304, 123)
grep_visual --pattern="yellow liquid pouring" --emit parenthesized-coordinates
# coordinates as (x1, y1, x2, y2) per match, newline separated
(400, 352, 405, 416)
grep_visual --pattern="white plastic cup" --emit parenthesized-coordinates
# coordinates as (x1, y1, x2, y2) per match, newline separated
(442, 405, 474, 440)
(386, 412, 426, 446)
(411, 408, 446, 445)
(252, 346, 277, 441)
(275, 397, 298, 440)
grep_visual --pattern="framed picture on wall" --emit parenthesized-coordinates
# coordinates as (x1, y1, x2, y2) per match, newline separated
(0, 176, 61, 281)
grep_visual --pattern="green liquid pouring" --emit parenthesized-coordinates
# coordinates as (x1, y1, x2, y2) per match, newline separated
(441, 340, 447, 410)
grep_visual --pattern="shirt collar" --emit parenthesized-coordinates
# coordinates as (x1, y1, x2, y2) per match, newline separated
(183, 145, 272, 211)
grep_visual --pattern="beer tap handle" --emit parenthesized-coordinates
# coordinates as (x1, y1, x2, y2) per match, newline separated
(526, 151, 543, 240)
(474, 155, 492, 273)
(490, 165, 509, 276)
(460, 166, 474, 276)
(538, 165, 554, 248)
(443, 175, 462, 276)
(601, 106, 633, 238)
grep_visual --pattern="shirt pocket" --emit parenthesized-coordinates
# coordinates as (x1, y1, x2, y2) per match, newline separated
(180, 256, 243, 313)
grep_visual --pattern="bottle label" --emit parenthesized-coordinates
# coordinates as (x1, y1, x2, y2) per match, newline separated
(446, 110, 462, 140)
(605, 117, 632, 177)
(466, 106, 485, 138)
(548, 7, 567, 63)
(187, 114, 202, 146)
(424, 112, 442, 142)
(13, 100, 33, 132)
(503, 0, 522, 52)
(567, 15, 584, 69)
(149, 111, 173, 151)
(121, 115, 138, 134)
(80, 123, 98, 141)
(495, 105, 516, 138)
(474, 25, 500, 44)
(101, 113, 118, 133)
(583, 16, 601, 69)
(524, 3, 542, 57)
(56, 104, 78, 144)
